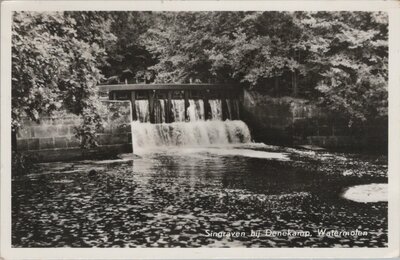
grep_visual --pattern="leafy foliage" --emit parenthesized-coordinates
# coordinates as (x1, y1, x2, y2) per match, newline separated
(12, 11, 116, 147)
(299, 12, 388, 122)
(139, 11, 388, 123)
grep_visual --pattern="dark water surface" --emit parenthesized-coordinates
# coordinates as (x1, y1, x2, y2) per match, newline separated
(12, 144, 388, 247)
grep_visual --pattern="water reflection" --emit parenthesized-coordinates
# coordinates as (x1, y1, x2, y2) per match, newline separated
(12, 144, 388, 247)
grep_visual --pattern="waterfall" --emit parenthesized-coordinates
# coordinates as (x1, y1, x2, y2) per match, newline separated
(154, 99, 167, 123)
(187, 100, 205, 121)
(160, 100, 166, 123)
(131, 120, 251, 148)
(135, 100, 150, 123)
(224, 99, 240, 120)
(208, 100, 222, 120)
(171, 100, 186, 122)
(134, 98, 239, 123)
(131, 97, 250, 149)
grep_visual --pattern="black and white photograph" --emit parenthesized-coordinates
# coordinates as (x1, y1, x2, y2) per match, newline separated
(1, 1, 399, 258)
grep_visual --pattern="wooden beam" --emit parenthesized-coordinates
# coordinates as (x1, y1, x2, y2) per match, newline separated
(148, 90, 155, 123)
(203, 90, 211, 120)
(130, 91, 136, 121)
(167, 91, 172, 123)
(184, 90, 189, 121)
(221, 97, 227, 121)
(99, 83, 239, 92)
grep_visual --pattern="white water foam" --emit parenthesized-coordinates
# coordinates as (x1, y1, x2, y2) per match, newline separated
(203, 148, 289, 160)
(182, 147, 290, 161)
(131, 120, 252, 148)
(129, 98, 286, 160)
(342, 183, 388, 203)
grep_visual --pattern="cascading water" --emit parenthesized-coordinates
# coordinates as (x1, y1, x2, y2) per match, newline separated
(208, 100, 222, 120)
(171, 100, 186, 122)
(224, 99, 240, 120)
(132, 98, 251, 150)
(154, 99, 167, 123)
(135, 100, 150, 123)
(187, 100, 205, 121)
(131, 120, 251, 148)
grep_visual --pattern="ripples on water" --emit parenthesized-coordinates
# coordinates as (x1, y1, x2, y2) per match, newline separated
(12, 141, 388, 247)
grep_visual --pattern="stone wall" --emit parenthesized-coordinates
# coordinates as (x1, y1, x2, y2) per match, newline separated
(16, 101, 133, 162)
(241, 89, 387, 151)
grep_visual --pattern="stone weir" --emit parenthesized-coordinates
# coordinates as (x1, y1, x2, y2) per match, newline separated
(98, 83, 253, 150)
(98, 83, 243, 123)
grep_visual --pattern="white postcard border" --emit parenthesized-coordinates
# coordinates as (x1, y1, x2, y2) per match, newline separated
(1, 1, 399, 259)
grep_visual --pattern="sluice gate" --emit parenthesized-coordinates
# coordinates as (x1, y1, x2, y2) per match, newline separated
(98, 83, 250, 148)
(98, 83, 242, 123)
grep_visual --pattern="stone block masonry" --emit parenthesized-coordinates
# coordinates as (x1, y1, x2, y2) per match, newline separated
(241, 89, 387, 151)
(16, 101, 133, 162)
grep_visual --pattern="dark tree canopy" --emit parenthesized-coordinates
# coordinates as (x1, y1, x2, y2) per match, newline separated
(136, 11, 388, 123)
